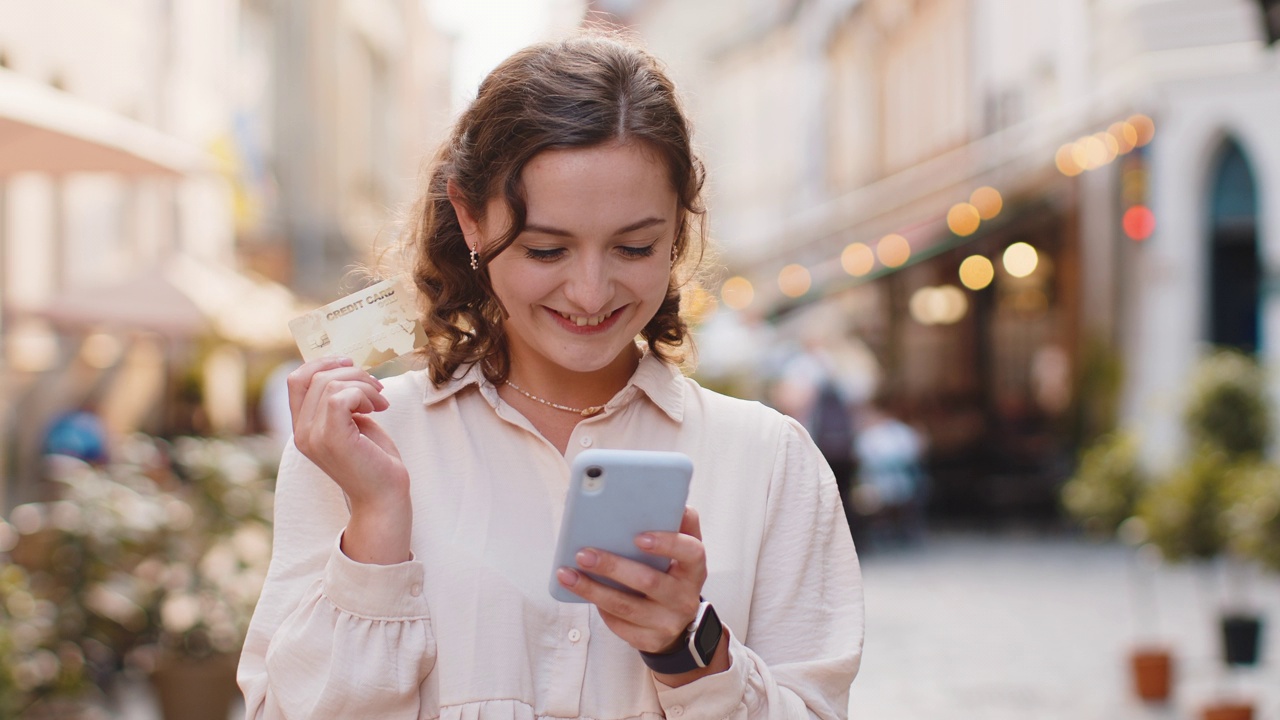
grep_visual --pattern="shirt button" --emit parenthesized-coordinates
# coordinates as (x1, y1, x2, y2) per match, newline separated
(579, 436, 593, 448)
(670, 706, 684, 717)
(409, 583, 422, 597)
(568, 628, 582, 643)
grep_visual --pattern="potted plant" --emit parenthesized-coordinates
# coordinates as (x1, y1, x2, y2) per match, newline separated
(9, 433, 277, 720)
(1061, 432, 1173, 702)
(1220, 460, 1280, 666)
(147, 525, 271, 720)
(145, 435, 276, 720)
(1181, 350, 1270, 668)
(1136, 350, 1272, 719)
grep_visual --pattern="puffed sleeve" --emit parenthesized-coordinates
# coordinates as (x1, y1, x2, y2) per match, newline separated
(654, 417, 864, 719)
(237, 440, 436, 719)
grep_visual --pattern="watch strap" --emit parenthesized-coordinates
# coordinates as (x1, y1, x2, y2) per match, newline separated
(639, 601, 721, 675)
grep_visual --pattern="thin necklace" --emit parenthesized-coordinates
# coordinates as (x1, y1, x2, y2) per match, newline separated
(504, 380, 606, 417)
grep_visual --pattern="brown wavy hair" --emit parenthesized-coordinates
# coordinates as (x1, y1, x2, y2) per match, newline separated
(407, 32, 707, 387)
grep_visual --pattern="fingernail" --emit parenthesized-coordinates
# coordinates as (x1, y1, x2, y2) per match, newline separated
(576, 549, 598, 568)
(636, 534, 655, 549)
(557, 567, 579, 586)
(340, 357, 354, 366)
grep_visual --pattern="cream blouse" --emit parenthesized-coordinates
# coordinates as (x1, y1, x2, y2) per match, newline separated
(238, 352, 864, 720)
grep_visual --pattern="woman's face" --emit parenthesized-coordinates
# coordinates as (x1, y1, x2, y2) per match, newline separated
(460, 141, 679, 379)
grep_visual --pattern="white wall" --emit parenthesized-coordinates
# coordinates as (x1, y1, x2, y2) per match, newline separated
(1123, 63, 1280, 471)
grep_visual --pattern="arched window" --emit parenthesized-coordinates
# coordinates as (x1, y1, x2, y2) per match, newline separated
(1207, 140, 1260, 352)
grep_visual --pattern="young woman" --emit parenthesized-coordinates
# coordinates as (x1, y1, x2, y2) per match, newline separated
(239, 33, 863, 720)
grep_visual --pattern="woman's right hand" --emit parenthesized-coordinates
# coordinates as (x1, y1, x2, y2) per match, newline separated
(288, 356, 413, 564)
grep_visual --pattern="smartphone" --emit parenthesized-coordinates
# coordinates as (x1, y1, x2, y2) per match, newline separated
(549, 449, 694, 603)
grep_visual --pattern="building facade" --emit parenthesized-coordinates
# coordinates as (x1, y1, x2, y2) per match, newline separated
(599, 0, 1280, 518)
(0, 0, 453, 510)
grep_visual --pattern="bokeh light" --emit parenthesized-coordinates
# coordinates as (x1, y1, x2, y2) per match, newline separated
(1003, 242, 1039, 278)
(681, 284, 717, 323)
(909, 285, 969, 325)
(1122, 168, 1148, 206)
(1123, 205, 1156, 241)
(7, 320, 60, 373)
(970, 187, 1003, 220)
(947, 203, 981, 237)
(1071, 140, 1090, 171)
(777, 264, 812, 298)
(1096, 132, 1119, 164)
(1082, 136, 1109, 169)
(1110, 121, 1138, 154)
(80, 333, 124, 369)
(841, 242, 876, 276)
(876, 234, 912, 268)
(959, 255, 995, 290)
(720, 276, 754, 310)
(1129, 114, 1155, 146)
(1056, 145, 1083, 176)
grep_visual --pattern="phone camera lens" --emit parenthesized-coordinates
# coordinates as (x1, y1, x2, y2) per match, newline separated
(586, 466, 603, 478)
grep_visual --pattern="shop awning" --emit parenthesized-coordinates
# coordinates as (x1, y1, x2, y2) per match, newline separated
(24, 254, 308, 350)
(0, 68, 209, 177)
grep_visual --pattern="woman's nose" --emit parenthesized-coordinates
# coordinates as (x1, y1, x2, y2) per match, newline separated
(563, 256, 612, 313)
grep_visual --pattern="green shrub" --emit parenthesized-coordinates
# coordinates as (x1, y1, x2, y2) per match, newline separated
(1139, 446, 1236, 561)
(1183, 350, 1270, 459)
(1061, 432, 1145, 537)
(1225, 461, 1280, 571)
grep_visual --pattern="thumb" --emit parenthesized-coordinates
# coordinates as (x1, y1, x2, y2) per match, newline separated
(353, 415, 403, 460)
(679, 505, 702, 541)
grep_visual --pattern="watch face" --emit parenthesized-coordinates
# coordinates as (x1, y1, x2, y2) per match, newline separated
(694, 604, 722, 660)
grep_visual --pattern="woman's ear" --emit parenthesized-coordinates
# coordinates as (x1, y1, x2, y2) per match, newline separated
(446, 178, 481, 241)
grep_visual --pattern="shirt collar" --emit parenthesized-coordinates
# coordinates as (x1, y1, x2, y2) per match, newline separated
(421, 346, 686, 423)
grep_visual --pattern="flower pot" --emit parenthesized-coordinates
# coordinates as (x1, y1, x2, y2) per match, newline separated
(1129, 647, 1173, 702)
(1220, 614, 1263, 666)
(1201, 701, 1254, 720)
(151, 653, 239, 720)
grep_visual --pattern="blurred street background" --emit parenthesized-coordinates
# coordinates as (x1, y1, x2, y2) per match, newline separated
(2, 0, 1280, 718)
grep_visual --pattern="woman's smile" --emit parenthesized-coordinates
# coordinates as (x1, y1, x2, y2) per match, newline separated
(547, 306, 626, 333)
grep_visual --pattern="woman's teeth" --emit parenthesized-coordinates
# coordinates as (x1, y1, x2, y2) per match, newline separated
(557, 309, 614, 326)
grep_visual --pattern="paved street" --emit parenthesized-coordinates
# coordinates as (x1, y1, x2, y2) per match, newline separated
(849, 532, 1280, 720)
(104, 532, 1279, 720)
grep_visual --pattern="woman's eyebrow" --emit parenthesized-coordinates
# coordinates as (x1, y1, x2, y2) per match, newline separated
(524, 217, 666, 237)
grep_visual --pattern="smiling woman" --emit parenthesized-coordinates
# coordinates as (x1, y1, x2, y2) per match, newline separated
(459, 142, 678, 407)
(238, 31, 864, 720)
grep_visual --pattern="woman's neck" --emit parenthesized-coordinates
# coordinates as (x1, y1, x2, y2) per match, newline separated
(506, 344, 642, 409)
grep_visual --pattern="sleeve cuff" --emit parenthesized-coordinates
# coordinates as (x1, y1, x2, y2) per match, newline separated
(321, 531, 430, 620)
(653, 628, 750, 720)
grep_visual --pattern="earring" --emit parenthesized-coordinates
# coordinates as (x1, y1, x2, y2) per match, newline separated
(469, 243, 479, 270)
(670, 244, 678, 263)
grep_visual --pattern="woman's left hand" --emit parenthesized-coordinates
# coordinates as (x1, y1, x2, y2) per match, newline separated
(555, 506, 729, 684)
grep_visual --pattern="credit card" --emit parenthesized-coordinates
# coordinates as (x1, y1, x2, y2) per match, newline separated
(288, 277, 427, 370)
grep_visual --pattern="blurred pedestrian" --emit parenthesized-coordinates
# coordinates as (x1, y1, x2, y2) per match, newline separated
(42, 405, 108, 464)
(852, 394, 928, 548)
(771, 341, 859, 538)
(239, 32, 863, 720)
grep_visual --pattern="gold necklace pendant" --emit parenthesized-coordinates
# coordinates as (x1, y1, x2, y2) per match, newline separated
(505, 380, 607, 417)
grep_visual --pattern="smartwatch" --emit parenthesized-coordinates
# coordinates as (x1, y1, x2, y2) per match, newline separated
(639, 600, 723, 675)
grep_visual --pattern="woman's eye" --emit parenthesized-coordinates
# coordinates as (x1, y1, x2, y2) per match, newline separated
(618, 243, 658, 259)
(523, 247, 565, 262)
